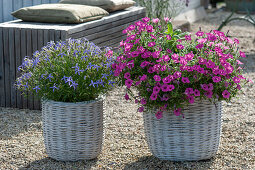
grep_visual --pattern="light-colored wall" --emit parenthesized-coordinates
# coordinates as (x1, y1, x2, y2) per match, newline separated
(0, 0, 60, 23)
(182, 0, 201, 13)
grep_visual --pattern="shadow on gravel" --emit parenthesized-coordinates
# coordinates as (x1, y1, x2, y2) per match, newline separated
(239, 53, 255, 73)
(124, 155, 216, 169)
(0, 108, 42, 139)
(19, 157, 99, 170)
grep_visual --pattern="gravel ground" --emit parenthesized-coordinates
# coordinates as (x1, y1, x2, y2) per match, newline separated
(0, 10, 255, 169)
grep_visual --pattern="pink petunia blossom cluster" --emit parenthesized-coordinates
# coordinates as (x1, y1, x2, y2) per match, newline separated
(112, 17, 251, 119)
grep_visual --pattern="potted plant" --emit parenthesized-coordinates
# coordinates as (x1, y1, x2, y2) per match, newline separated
(16, 38, 115, 161)
(112, 17, 251, 161)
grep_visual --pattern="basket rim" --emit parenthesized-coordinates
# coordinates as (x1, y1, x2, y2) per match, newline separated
(41, 95, 105, 106)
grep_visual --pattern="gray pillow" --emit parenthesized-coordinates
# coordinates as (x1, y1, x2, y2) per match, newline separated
(11, 3, 109, 23)
(59, 0, 136, 12)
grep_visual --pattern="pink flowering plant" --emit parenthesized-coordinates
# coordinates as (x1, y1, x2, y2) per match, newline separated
(16, 38, 115, 102)
(112, 17, 251, 119)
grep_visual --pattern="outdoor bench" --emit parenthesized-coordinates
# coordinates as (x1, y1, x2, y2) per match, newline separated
(0, 6, 146, 110)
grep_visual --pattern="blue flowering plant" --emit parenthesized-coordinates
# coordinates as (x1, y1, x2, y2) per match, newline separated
(16, 38, 115, 102)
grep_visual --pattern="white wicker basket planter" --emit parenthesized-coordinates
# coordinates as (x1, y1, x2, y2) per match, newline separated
(143, 100, 222, 161)
(41, 98, 104, 161)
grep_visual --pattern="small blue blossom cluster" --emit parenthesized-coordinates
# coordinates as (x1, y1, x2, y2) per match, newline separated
(16, 38, 116, 102)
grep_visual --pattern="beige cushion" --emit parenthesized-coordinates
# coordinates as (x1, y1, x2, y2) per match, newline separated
(59, 0, 135, 12)
(11, 4, 109, 23)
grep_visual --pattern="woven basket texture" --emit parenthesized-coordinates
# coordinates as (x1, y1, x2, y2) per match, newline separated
(143, 100, 222, 161)
(42, 98, 104, 161)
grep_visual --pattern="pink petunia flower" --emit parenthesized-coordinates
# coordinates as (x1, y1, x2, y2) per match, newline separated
(196, 31, 204, 37)
(196, 44, 204, 49)
(140, 74, 147, 81)
(197, 38, 207, 44)
(138, 106, 144, 112)
(161, 84, 170, 92)
(187, 95, 195, 104)
(148, 42, 156, 47)
(233, 76, 240, 83)
(174, 108, 182, 116)
(236, 84, 241, 90)
(165, 35, 171, 40)
(181, 77, 190, 83)
(141, 98, 147, 105)
(162, 55, 170, 62)
(152, 18, 160, 23)
(176, 44, 184, 50)
(222, 90, 230, 98)
(142, 17, 150, 22)
(204, 90, 213, 98)
(168, 85, 175, 91)
(166, 49, 172, 53)
(201, 84, 209, 91)
(153, 75, 161, 82)
(125, 79, 133, 88)
(124, 72, 131, 79)
(146, 25, 154, 32)
(174, 71, 182, 79)
(155, 111, 163, 119)
(185, 35, 191, 41)
(185, 88, 194, 95)
(239, 51, 246, 58)
(236, 60, 243, 65)
(212, 76, 221, 83)
(185, 53, 194, 61)
(164, 17, 170, 22)
(208, 83, 214, 91)
(140, 61, 149, 68)
(234, 38, 240, 44)
(153, 86, 160, 94)
(124, 93, 129, 100)
(194, 89, 200, 96)
(150, 34, 157, 39)
(150, 93, 157, 101)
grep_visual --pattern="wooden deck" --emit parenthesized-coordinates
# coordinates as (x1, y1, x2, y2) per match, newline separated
(0, 6, 146, 110)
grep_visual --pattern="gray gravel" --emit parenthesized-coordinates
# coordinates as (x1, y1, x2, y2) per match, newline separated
(0, 10, 255, 169)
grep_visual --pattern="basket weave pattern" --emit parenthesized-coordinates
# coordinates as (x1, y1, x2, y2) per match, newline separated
(42, 98, 104, 161)
(143, 100, 222, 161)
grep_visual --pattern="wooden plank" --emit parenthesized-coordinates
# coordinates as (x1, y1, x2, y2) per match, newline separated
(38, 29, 44, 50)
(33, 0, 42, 6)
(20, 28, 28, 109)
(0, 0, 3, 23)
(67, 7, 146, 34)
(23, 0, 33, 7)
(70, 13, 145, 39)
(15, 28, 22, 109)
(26, 28, 34, 110)
(3, 0, 13, 22)
(98, 35, 125, 48)
(60, 30, 67, 41)
(49, 29, 55, 42)
(50, 0, 60, 3)
(32, 29, 40, 110)
(54, 30, 61, 42)
(0, 28, 5, 106)
(43, 29, 49, 46)
(42, 0, 50, 4)
(9, 28, 17, 108)
(3, 28, 10, 107)
(80, 20, 136, 41)
(13, 0, 23, 11)
(90, 30, 126, 45)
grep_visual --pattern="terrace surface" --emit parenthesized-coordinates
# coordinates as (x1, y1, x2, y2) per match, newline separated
(0, 10, 255, 169)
